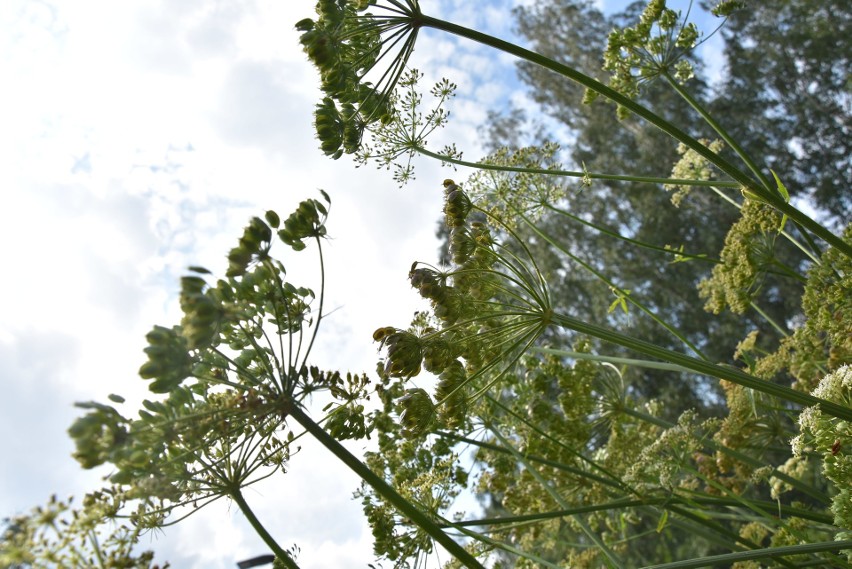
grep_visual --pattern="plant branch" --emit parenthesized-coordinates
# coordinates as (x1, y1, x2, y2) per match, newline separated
(229, 487, 300, 569)
(284, 402, 486, 569)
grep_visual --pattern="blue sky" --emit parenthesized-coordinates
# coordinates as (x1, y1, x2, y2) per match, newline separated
(0, 1, 727, 567)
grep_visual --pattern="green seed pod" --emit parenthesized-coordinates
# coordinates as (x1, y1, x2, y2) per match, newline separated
(227, 246, 252, 277)
(450, 226, 475, 265)
(145, 325, 174, 346)
(397, 388, 435, 437)
(295, 18, 314, 32)
(444, 189, 472, 227)
(373, 326, 396, 342)
(436, 360, 467, 428)
(139, 360, 161, 379)
(249, 217, 272, 242)
(422, 338, 453, 374)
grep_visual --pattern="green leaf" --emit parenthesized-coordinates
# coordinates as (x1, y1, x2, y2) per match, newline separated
(770, 169, 790, 231)
(770, 170, 789, 202)
(656, 509, 669, 533)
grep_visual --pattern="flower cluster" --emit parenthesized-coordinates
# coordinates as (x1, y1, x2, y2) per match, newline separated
(298, 1, 421, 158)
(698, 199, 783, 314)
(464, 143, 567, 228)
(793, 366, 852, 545)
(67, 196, 373, 538)
(736, 224, 851, 391)
(624, 410, 706, 491)
(665, 138, 726, 206)
(597, 0, 700, 118)
(0, 492, 168, 568)
(374, 179, 531, 436)
(356, 69, 461, 186)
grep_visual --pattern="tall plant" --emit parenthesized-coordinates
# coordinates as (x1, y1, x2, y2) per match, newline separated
(3, 1, 850, 568)
(297, 0, 852, 567)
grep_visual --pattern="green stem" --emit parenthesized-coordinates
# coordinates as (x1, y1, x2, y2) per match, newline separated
(521, 213, 707, 358)
(663, 73, 773, 191)
(442, 497, 833, 528)
(533, 347, 697, 373)
(415, 14, 852, 258)
(415, 16, 754, 190)
(748, 301, 789, 337)
(436, 430, 621, 490)
(542, 203, 719, 264)
(413, 144, 740, 188)
(285, 402, 486, 569)
(230, 487, 300, 569)
(640, 540, 852, 569)
(442, 520, 564, 569)
(548, 311, 852, 421)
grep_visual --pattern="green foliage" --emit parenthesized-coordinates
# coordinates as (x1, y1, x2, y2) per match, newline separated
(601, 0, 700, 118)
(9, 1, 852, 568)
(0, 493, 168, 569)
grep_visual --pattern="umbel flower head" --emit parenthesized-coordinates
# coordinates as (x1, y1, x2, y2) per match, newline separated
(0, 492, 169, 568)
(595, 0, 702, 118)
(68, 193, 374, 524)
(794, 366, 852, 545)
(374, 179, 554, 438)
(298, 0, 423, 158)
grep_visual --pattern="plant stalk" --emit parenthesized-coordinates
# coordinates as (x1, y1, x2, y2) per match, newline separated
(415, 14, 852, 258)
(549, 312, 852, 421)
(230, 487, 300, 569)
(285, 402, 486, 569)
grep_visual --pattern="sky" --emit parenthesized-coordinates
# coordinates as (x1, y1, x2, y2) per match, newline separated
(0, 1, 724, 567)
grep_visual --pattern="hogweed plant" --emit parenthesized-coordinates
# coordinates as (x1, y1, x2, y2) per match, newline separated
(2, 195, 484, 568)
(362, 180, 852, 567)
(297, 0, 850, 567)
(4, 0, 851, 568)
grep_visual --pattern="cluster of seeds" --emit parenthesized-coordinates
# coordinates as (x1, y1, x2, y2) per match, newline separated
(375, 179, 507, 435)
(297, 1, 408, 158)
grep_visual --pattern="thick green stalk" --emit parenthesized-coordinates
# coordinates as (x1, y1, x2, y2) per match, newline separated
(549, 311, 852, 421)
(414, 15, 852, 258)
(442, 497, 833, 529)
(413, 15, 753, 189)
(533, 346, 694, 373)
(663, 73, 773, 191)
(412, 144, 740, 188)
(640, 540, 852, 569)
(284, 402, 486, 569)
(230, 487, 300, 569)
